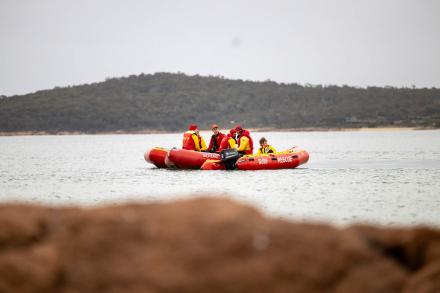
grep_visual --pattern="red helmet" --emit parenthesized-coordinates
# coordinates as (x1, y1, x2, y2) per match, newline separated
(229, 128, 236, 136)
(235, 124, 243, 132)
(188, 124, 198, 131)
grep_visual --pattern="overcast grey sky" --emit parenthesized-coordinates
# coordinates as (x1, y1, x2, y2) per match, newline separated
(1, 0, 439, 96)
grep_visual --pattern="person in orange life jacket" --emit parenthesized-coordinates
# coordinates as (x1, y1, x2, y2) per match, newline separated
(256, 137, 277, 155)
(208, 124, 226, 153)
(182, 124, 207, 152)
(235, 125, 254, 155)
(218, 129, 237, 152)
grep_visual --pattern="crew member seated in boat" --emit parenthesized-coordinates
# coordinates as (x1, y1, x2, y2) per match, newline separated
(256, 137, 277, 155)
(208, 124, 226, 153)
(235, 125, 254, 155)
(218, 129, 237, 152)
(182, 124, 207, 152)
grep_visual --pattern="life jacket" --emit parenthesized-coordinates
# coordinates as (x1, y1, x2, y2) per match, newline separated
(258, 145, 276, 155)
(208, 132, 226, 153)
(183, 131, 206, 151)
(219, 134, 236, 152)
(237, 130, 254, 154)
(182, 131, 196, 150)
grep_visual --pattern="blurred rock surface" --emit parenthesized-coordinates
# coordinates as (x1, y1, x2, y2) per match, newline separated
(0, 197, 439, 292)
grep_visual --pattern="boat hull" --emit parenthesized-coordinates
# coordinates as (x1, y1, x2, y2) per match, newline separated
(237, 148, 309, 170)
(167, 149, 221, 169)
(200, 147, 309, 170)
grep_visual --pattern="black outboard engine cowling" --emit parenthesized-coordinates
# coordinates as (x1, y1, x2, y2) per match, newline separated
(220, 149, 240, 170)
(220, 149, 239, 161)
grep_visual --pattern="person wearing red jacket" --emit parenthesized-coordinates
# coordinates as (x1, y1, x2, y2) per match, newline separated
(235, 125, 254, 155)
(219, 129, 237, 152)
(208, 124, 226, 153)
(182, 124, 207, 151)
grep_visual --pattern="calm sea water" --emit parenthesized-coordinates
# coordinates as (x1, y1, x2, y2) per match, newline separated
(1, 130, 440, 227)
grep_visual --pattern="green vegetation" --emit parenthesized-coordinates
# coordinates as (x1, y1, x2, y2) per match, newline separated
(1, 73, 439, 133)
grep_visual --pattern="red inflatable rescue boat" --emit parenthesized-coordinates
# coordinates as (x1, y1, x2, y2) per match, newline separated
(200, 147, 309, 170)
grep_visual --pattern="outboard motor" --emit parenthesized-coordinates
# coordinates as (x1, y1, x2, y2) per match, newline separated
(220, 149, 240, 170)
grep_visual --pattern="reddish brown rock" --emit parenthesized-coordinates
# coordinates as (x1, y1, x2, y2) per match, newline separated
(0, 197, 439, 292)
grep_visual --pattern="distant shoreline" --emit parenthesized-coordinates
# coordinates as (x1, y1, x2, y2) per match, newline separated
(1, 126, 438, 136)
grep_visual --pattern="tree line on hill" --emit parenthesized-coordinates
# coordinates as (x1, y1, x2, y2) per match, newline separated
(0, 72, 439, 133)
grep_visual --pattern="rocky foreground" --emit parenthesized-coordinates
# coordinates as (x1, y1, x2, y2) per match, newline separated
(1, 198, 440, 293)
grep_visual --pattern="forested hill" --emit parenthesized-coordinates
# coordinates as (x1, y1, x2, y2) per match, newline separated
(1, 73, 439, 133)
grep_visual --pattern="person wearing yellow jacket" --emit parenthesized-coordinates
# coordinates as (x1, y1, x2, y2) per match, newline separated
(182, 124, 207, 152)
(256, 137, 277, 155)
(235, 125, 254, 155)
